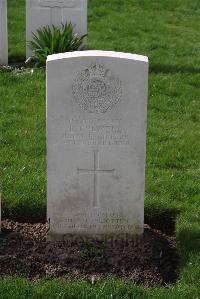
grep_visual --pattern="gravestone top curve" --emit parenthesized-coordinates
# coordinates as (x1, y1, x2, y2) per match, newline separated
(47, 50, 148, 62)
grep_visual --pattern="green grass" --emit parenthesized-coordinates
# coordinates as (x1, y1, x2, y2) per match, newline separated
(8, 0, 25, 62)
(0, 69, 46, 221)
(0, 278, 200, 299)
(1, 0, 200, 297)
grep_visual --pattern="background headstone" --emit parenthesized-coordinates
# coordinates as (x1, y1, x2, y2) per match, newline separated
(26, 0, 87, 58)
(47, 50, 148, 241)
(0, 0, 8, 65)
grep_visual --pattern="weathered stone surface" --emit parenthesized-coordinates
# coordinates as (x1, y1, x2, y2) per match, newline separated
(47, 50, 148, 240)
(26, 0, 87, 58)
(0, 0, 8, 65)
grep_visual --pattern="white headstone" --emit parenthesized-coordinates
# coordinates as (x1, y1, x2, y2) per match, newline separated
(47, 50, 148, 241)
(0, 0, 8, 65)
(26, 0, 87, 58)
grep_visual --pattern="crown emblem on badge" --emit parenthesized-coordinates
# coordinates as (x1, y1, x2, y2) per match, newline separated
(72, 64, 122, 114)
(86, 64, 106, 78)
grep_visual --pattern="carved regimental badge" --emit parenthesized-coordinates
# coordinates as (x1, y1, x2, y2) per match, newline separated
(72, 64, 122, 113)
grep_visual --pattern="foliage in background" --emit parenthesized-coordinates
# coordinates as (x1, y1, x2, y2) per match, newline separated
(30, 23, 86, 66)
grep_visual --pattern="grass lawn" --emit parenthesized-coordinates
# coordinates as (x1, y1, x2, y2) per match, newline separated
(1, 0, 200, 297)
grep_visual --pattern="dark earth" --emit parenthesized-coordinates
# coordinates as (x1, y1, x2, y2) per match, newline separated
(0, 220, 179, 287)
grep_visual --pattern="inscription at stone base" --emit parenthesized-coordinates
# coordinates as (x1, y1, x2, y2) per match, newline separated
(50, 211, 137, 234)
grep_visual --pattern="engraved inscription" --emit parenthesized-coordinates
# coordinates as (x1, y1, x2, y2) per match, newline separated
(72, 64, 122, 113)
(77, 151, 115, 207)
(63, 119, 130, 146)
(39, 0, 77, 8)
(51, 212, 133, 232)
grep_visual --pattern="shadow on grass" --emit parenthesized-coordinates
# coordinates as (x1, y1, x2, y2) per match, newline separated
(145, 205, 180, 235)
(9, 54, 26, 64)
(177, 227, 200, 266)
(2, 203, 46, 224)
(3, 203, 181, 235)
(150, 63, 200, 74)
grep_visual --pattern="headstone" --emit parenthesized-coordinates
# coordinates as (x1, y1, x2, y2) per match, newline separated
(47, 50, 148, 241)
(26, 0, 87, 58)
(0, 0, 8, 65)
